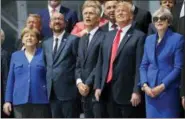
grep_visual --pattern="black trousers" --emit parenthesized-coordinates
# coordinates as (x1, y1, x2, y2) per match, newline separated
(13, 103, 51, 118)
(82, 96, 106, 118)
(50, 87, 78, 118)
(101, 83, 136, 118)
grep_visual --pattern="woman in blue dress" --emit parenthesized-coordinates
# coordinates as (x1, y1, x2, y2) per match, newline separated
(3, 28, 51, 118)
(140, 7, 184, 118)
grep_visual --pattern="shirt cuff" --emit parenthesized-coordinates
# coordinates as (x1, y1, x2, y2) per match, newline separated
(76, 78, 82, 85)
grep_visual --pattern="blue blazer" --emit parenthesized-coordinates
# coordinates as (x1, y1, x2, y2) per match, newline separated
(5, 48, 49, 105)
(38, 6, 78, 38)
(140, 29, 184, 90)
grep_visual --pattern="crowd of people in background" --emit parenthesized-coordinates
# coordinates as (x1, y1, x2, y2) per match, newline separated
(1, 0, 185, 118)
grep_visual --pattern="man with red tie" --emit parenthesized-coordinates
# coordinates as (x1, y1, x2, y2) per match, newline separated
(94, 1, 146, 118)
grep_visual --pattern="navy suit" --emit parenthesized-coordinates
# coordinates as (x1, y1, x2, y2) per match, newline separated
(38, 6, 78, 38)
(75, 28, 106, 118)
(133, 6, 152, 34)
(42, 32, 79, 118)
(140, 29, 184, 118)
(95, 25, 145, 117)
(5, 48, 48, 105)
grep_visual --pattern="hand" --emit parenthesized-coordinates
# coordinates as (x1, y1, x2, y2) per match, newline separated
(182, 97, 185, 110)
(130, 93, 141, 107)
(83, 84, 90, 96)
(77, 82, 89, 96)
(143, 85, 155, 98)
(3, 102, 12, 116)
(95, 89, 102, 101)
(152, 84, 165, 97)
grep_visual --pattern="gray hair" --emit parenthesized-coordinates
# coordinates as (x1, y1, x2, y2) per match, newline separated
(1, 29, 5, 43)
(82, 1, 102, 17)
(152, 7, 173, 25)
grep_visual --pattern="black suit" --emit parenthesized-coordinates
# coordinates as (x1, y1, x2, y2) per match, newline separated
(75, 28, 105, 118)
(95, 25, 145, 117)
(172, 1, 185, 36)
(100, 23, 109, 32)
(133, 6, 152, 34)
(42, 32, 79, 118)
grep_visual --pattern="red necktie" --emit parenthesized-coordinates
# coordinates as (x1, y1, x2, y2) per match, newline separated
(106, 29, 122, 83)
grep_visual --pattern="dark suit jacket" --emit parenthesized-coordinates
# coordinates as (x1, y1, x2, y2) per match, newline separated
(172, 1, 185, 36)
(75, 28, 105, 91)
(100, 23, 109, 32)
(38, 6, 78, 38)
(133, 6, 152, 34)
(95, 25, 145, 105)
(42, 32, 79, 101)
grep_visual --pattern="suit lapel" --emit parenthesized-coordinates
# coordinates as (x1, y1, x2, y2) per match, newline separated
(115, 28, 132, 59)
(85, 29, 100, 58)
(107, 30, 117, 60)
(53, 33, 68, 63)
(151, 34, 157, 66)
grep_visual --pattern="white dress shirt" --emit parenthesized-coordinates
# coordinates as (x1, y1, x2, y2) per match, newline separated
(53, 30, 65, 51)
(108, 22, 118, 31)
(180, 0, 185, 18)
(76, 26, 99, 85)
(48, 4, 61, 17)
(117, 24, 132, 46)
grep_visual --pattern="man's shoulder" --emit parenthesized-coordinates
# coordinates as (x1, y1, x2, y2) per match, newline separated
(60, 5, 76, 15)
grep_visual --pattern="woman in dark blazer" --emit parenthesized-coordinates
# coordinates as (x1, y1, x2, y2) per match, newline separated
(3, 28, 51, 118)
(140, 7, 184, 118)
(147, 0, 176, 35)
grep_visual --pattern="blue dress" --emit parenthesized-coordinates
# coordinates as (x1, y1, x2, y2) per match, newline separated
(140, 29, 184, 118)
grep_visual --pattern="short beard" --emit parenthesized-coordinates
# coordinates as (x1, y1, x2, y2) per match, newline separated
(53, 28, 63, 33)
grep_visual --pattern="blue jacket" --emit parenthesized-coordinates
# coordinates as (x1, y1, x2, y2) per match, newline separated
(5, 48, 49, 105)
(140, 29, 184, 90)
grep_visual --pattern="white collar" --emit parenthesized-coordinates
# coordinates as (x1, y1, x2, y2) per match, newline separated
(118, 24, 132, 33)
(53, 30, 65, 41)
(88, 26, 99, 36)
(48, 4, 61, 13)
(132, 4, 135, 12)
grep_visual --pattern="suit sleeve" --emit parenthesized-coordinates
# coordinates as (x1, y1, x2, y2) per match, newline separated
(5, 54, 15, 103)
(133, 34, 146, 93)
(75, 39, 82, 80)
(143, 11, 152, 34)
(181, 44, 185, 97)
(85, 35, 105, 86)
(94, 38, 104, 89)
(42, 41, 47, 66)
(162, 36, 184, 89)
(139, 37, 150, 87)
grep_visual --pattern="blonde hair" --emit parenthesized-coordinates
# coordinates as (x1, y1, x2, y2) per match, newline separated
(115, 1, 134, 15)
(21, 27, 41, 42)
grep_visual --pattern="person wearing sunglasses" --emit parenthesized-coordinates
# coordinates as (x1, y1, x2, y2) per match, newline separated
(148, 0, 176, 35)
(140, 7, 184, 118)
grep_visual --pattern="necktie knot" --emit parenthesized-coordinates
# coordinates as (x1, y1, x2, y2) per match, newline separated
(55, 38, 59, 42)
(111, 24, 117, 29)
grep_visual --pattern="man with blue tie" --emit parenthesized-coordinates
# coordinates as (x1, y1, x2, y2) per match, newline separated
(38, 0, 78, 38)
(94, 1, 145, 117)
(42, 12, 79, 118)
(75, 3, 106, 118)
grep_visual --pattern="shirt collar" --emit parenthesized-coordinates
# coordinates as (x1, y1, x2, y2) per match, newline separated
(88, 26, 99, 36)
(132, 4, 135, 12)
(53, 30, 65, 42)
(48, 4, 61, 13)
(118, 24, 132, 33)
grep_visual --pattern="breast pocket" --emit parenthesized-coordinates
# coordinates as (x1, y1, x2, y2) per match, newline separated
(14, 64, 23, 74)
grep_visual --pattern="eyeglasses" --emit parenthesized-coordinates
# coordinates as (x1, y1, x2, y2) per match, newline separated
(153, 16, 168, 22)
